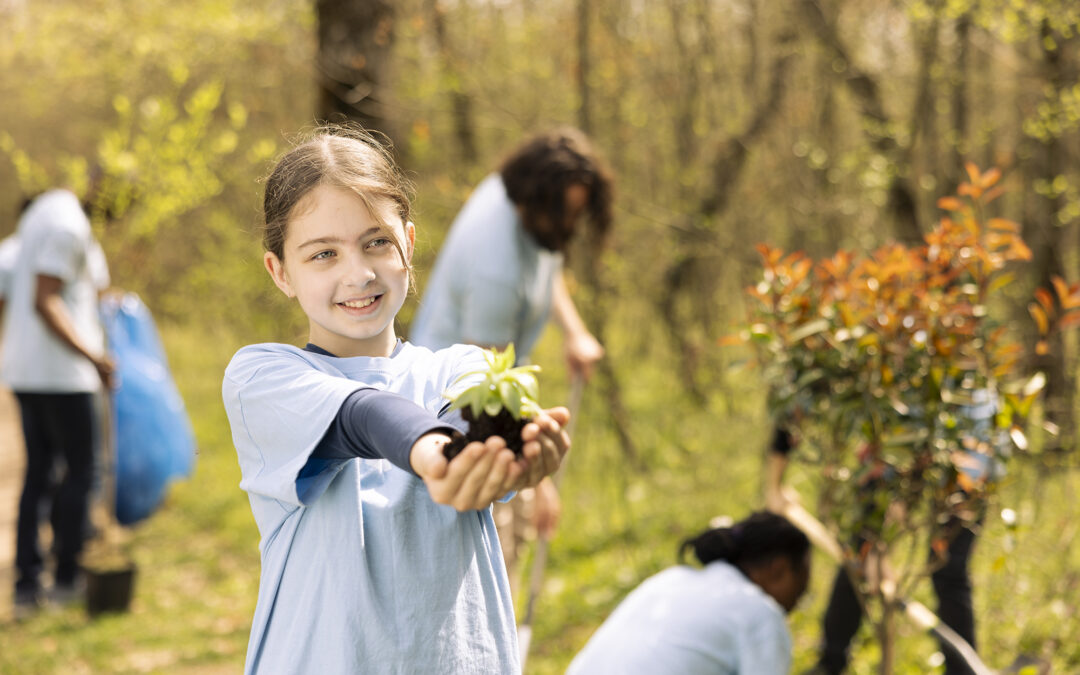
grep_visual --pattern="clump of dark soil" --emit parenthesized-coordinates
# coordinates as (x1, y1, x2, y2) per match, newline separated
(443, 407, 531, 460)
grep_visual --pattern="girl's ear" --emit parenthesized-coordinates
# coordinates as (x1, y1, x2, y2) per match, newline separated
(264, 251, 295, 298)
(404, 220, 416, 263)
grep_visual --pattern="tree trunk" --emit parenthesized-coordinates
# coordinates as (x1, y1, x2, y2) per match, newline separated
(1031, 19, 1075, 449)
(946, 13, 971, 193)
(576, 0, 591, 135)
(427, 0, 477, 165)
(315, 0, 398, 146)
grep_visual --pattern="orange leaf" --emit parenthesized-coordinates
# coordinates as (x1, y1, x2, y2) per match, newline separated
(1058, 312, 1080, 330)
(979, 167, 1002, 189)
(717, 333, 745, 346)
(1052, 276, 1080, 310)
(1052, 276, 1071, 303)
(1010, 239, 1033, 261)
(983, 185, 1005, 204)
(1035, 287, 1055, 314)
(988, 218, 1020, 233)
(937, 197, 964, 211)
(965, 161, 981, 184)
(1036, 340, 1050, 355)
(958, 182, 982, 199)
(1030, 303, 1049, 334)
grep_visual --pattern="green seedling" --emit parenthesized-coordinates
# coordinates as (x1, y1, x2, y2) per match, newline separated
(446, 343, 542, 421)
(443, 344, 542, 459)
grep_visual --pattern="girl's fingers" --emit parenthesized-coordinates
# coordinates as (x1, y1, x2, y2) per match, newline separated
(477, 445, 516, 504)
(544, 406, 571, 428)
(428, 441, 484, 504)
(451, 436, 503, 509)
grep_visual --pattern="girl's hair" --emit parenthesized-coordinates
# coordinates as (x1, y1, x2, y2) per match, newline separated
(499, 127, 614, 253)
(678, 511, 810, 571)
(263, 125, 413, 263)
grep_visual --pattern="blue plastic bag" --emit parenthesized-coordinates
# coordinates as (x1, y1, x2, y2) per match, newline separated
(100, 293, 195, 525)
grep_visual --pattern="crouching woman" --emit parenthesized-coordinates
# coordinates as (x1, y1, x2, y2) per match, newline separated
(567, 511, 811, 675)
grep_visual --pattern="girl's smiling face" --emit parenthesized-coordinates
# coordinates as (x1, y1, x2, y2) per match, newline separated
(264, 184, 415, 358)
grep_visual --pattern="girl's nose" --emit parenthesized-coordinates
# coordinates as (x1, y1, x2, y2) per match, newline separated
(342, 254, 377, 286)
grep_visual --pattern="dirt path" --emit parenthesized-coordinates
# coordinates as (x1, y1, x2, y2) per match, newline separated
(0, 386, 24, 622)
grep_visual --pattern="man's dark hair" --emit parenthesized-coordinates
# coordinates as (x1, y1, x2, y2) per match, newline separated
(499, 127, 614, 253)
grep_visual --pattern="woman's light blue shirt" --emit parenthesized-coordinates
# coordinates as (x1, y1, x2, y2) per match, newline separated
(222, 341, 520, 674)
(567, 562, 792, 675)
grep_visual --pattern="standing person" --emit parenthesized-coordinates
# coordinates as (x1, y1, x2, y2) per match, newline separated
(567, 511, 812, 675)
(410, 126, 614, 574)
(4, 185, 114, 611)
(222, 127, 572, 674)
(767, 416, 988, 675)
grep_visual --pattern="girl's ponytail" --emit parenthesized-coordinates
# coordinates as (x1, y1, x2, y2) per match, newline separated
(678, 511, 809, 571)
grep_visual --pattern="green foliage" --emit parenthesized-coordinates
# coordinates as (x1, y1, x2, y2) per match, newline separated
(446, 344, 542, 420)
(728, 166, 1080, 668)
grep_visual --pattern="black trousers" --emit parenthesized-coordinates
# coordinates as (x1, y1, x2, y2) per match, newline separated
(14, 391, 98, 589)
(817, 524, 978, 675)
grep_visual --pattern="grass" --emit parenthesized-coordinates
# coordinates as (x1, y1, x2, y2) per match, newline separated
(2, 320, 1078, 673)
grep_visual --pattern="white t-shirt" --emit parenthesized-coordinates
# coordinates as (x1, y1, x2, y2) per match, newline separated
(0, 189, 109, 392)
(222, 341, 521, 675)
(410, 174, 563, 361)
(567, 562, 793, 675)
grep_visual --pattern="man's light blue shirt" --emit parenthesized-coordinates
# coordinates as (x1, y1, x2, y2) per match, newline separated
(567, 562, 792, 675)
(222, 341, 520, 674)
(411, 174, 562, 360)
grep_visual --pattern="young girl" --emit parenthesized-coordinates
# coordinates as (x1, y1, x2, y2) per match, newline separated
(222, 127, 570, 674)
(566, 511, 811, 675)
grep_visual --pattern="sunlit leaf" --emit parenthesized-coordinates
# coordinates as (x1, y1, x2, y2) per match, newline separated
(988, 218, 1020, 233)
(937, 196, 964, 211)
(1034, 287, 1055, 314)
(1022, 372, 1046, 397)
(1029, 303, 1049, 334)
(786, 318, 830, 345)
(979, 167, 1001, 189)
(965, 161, 981, 184)
(1058, 312, 1080, 330)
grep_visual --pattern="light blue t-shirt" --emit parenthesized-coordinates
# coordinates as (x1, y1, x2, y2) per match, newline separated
(411, 174, 563, 361)
(222, 341, 520, 675)
(567, 562, 792, 675)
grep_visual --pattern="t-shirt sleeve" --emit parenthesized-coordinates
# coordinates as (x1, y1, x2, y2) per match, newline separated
(457, 273, 521, 347)
(34, 226, 83, 284)
(222, 347, 365, 506)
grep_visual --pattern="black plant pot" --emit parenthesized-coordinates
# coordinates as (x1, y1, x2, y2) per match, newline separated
(85, 563, 136, 617)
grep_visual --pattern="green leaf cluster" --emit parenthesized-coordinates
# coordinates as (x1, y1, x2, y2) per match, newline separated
(446, 344, 542, 421)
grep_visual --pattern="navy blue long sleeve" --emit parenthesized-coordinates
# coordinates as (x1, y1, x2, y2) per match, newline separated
(310, 388, 467, 476)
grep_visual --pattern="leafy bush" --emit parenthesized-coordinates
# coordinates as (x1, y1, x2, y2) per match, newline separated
(727, 164, 1080, 671)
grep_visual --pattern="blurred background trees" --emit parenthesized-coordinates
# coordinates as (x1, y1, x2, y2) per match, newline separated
(2, 0, 1079, 671)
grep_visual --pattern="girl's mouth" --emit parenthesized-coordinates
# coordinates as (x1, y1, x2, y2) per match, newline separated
(339, 294, 381, 311)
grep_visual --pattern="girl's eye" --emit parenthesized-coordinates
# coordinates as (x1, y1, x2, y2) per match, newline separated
(311, 250, 335, 261)
(367, 237, 393, 250)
